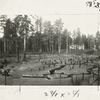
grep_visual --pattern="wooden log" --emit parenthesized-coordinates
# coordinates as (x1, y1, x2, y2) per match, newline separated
(82, 73, 84, 80)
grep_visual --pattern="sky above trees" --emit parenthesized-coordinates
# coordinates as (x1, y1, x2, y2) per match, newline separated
(0, 0, 100, 37)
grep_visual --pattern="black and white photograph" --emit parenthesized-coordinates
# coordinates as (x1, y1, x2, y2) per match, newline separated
(0, 0, 100, 86)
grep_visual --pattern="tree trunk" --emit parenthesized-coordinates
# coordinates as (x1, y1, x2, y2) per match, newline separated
(3, 38, 6, 58)
(51, 44, 54, 54)
(16, 38, 20, 62)
(58, 34, 61, 54)
(66, 36, 69, 54)
(23, 35, 27, 61)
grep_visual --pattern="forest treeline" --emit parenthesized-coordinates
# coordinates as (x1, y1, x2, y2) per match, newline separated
(0, 15, 100, 61)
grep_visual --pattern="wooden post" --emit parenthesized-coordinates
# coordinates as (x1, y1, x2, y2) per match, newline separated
(82, 73, 84, 80)
(71, 75, 74, 85)
(5, 74, 7, 85)
(59, 73, 62, 85)
(98, 66, 100, 85)
(93, 73, 94, 80)
(79, 61, 81, 68)
(4, 70, 8, 85)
